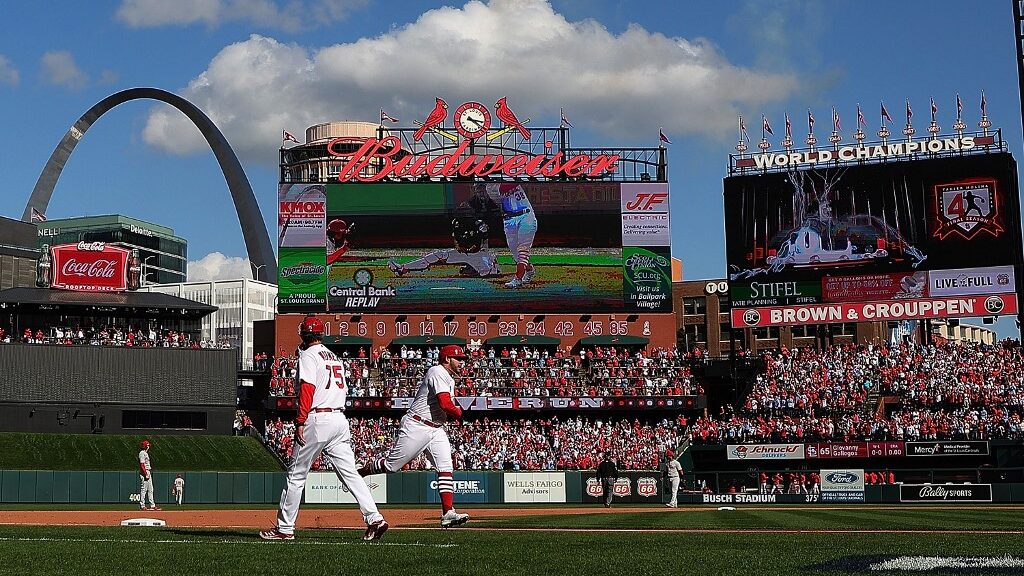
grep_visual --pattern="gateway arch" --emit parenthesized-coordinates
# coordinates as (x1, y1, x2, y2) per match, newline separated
(22, 87, 276, 282)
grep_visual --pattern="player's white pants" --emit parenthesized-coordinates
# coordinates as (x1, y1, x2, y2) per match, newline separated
(668, 476, 680, 506)
(381, 415, 454, 473)
(139, 475, 155, 508)
(503, 213, 538, 265)
(275, 411, 383, 534)
(175, 489, 183, 505)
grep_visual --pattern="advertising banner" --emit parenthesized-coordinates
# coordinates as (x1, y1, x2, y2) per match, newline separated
(304, 472, 387, 504)
(727, 444, 805, 460)
(820, 469, 865, 502)
(822, 272, 928, 303)
(726, 153, 1022, 324)
(622, 246, 673, 312)
(582, 471, 662, 504)
(732, 294, 1017, 328)
(729, 279, 821, 308)
(503, 472, 567, 503)
(928, 265, 1015, 297)
(899, 484, 993, 503)
(278, 247, 327, 311)
(50, 242, 130, 292)
(278, 183, 327, 247)
(425, 471, 491, 504)
(697, 493, 816, 504)
(906, 441, 990, 456)
(620, 183, 671, 246)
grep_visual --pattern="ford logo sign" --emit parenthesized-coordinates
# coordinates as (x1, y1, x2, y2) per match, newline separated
(825, 472, 859, 484)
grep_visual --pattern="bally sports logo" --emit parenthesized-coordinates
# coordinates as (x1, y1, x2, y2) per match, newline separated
(728, 443, 805, 460)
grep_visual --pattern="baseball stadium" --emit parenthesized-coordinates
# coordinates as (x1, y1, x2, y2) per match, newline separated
(4, 53, 1024, 576)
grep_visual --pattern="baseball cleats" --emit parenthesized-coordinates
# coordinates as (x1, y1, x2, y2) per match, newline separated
(440, 509, 469, 528)
(387, 258, 406, 277)
(147, 506, 161, 511)
(363, 520, 389, 541)
(522, 266, 536, 283)
(504, 276, 524, 289)
(259, 528, 295, 540)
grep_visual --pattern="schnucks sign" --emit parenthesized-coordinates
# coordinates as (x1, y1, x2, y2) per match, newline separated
(50, 242, 130, 292)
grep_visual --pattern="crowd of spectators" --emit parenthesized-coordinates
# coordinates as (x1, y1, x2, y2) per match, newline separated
(267, 345, 699, 399)
(0, 324, 224, 348)
(263, 415, 685, 472)
(691, 342, 1024, 443)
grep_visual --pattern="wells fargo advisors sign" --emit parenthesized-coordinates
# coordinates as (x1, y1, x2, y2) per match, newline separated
(50, 242, 131, 292)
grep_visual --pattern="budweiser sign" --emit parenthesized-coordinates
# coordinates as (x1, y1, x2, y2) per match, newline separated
(329, 137, 619, 183)
(50, 243, 130, 292)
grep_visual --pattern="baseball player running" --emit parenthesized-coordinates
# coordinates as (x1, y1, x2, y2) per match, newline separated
(138, 440, 159, 511)
(260, 316, 388, 541)
(478, 183, 537, 288)
(359, 345, 470, 528)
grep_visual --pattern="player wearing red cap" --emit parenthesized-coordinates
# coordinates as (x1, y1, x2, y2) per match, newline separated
(138, 440, 159, 511)
(261, 316, 388, 541)
(359, 344, 470, 527)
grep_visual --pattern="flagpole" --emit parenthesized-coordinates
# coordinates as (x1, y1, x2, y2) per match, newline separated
(735, 116, 748, 157)
(902, 98, 915, 143)
(927, 97, 940, 140)
(979, 91, 991, 136)
(878, 102, 891, 144)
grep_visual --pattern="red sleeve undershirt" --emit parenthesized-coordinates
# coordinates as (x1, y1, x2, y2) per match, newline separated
(436, 392, 462, 420)
(295, 381, 316, 425)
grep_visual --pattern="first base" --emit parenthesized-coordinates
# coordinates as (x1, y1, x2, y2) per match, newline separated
(717, 506, 736, 511)
(121, 518, 166, 527)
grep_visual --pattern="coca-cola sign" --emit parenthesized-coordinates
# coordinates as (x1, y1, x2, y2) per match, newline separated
(899, 484, 992, 503)
(51, 243, 130, 292)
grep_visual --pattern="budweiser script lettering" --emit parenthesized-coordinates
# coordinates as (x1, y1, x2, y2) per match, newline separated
(328, 137, 620, 183)
(61, 259, 117, 279)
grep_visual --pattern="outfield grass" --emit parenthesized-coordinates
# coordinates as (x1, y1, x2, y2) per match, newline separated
(0, 433, 282, 472)
(2, 509, 1023, 576)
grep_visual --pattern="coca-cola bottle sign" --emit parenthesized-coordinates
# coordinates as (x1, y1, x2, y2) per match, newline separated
(50, 243, 130, 292)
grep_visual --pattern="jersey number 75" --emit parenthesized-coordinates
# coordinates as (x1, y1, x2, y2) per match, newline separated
(326, 364, 346, 389)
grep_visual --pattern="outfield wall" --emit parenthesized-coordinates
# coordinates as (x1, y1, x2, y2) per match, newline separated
(4, 470, 1024, 505)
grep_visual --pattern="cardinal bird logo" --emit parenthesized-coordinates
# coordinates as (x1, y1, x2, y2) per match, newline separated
(413, 97, 448, 141)
(494, 97, 530, 140)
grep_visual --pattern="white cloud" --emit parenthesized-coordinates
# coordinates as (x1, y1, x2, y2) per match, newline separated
(40, 51, 88, 90)
(0, 55, 19, 86)
(142, 0, 801, 162)
(187, 251, 253, 281)
(116, 0, 368, 33)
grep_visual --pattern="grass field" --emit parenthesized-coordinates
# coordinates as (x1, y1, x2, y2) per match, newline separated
(0, 433, 281, 472)
(2, 507, 1023, 575)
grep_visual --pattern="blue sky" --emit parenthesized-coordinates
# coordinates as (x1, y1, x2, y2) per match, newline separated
(0, 0, 1021, 335)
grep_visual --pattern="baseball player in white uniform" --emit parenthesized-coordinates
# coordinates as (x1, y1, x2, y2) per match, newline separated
(481, 183, 537, 288)
(359, 344, 470, 528)
(389, 216, 499, 278)
(172, 474, 185, 505)
(261, 316, 388, 541)
(138, 440, 159, 511)
(664, 449, 683, 508)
